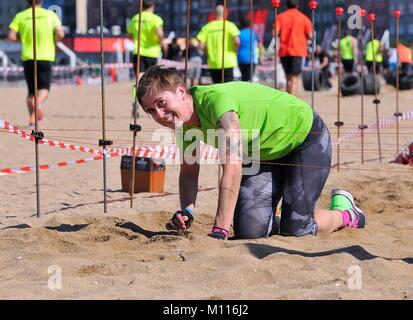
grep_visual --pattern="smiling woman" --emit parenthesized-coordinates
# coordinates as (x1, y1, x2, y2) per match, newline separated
(138, 66, 200, 130)
(137, 66, 187, 108)
(135, 65, 367, 241)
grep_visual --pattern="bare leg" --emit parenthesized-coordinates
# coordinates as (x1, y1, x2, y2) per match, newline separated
(286, 75, 292, 94)
(289, 75, 299, 96)
(314, 208, 343, 235)
(37, 89, 49, 106)
(27, 89, 48, 125)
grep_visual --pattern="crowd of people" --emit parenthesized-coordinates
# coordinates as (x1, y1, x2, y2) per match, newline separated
(126, 0, 264, 86)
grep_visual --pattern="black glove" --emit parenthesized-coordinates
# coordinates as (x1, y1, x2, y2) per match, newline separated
(166, 208, 195, 231)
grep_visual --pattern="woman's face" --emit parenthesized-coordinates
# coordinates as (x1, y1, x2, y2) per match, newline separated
(140, 85, 190, 130)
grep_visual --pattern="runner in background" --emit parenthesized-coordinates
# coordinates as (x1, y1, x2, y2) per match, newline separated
(8, 0, 64, 128)
(127, 0, 166, 74)
(197, 4, 240, 83)
(276, 0, 312, 96)
(340, 30, 358, 74)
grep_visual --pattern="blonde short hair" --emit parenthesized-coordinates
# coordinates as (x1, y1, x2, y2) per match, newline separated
(137, 65, 186, 107)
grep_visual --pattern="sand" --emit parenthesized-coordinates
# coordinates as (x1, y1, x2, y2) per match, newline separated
(0, 78, 412, 300)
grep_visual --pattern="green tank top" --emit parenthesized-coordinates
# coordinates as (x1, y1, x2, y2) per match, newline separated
(365, 39, 383, 63)
(340, 36, 354, 60)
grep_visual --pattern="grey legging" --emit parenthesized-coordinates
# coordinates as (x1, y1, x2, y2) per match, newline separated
(233, 112, 332, 239)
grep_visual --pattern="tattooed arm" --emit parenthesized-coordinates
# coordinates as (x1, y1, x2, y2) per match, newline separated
(214, 111, 243, 232)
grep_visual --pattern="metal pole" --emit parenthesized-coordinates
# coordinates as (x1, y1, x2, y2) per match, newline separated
(368, 13, 382, 163)
(335, 7, 344, 172)
(359, 9, 367, 164)
(218, 0, 227, 189)
(394, 9, 401, 155)
(250, 0, 254, 82)
(221, 0, 227, 83)
(272, 0, 280, 89)
(311, 7, 315, 108)
(185, 0, 191, 83)
(309, 1, 318, 110)
(218, 0, 228, 186)
(98, 0, 112, 213)
(31, 2, 42, 218)
(130, 0, 144, 208)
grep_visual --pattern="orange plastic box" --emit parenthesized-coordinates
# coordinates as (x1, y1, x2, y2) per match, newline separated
(120, 156, 165, 193)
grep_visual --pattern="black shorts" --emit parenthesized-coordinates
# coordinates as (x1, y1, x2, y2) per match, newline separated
(209, 68, 234, 83)
(280, 56, 303, 76)
(238, 63, 257, 82)
(132, 55, 158, 74)
(23, 60, 52, 95)
(366, 61, 382, 74)
(233, 112, 332, 239)
(342, 59, 354, 73)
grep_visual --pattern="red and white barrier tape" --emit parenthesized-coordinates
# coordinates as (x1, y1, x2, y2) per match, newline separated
(0, 153, 119, 176)
(0, 63, 133, 73)
(0, 119, 105, 156)
(0, 143, 219, 176)
(0, 59, 208, 74)
(157, 59, 209, 70)
(0, 118, 219, 159)
(332, 110, 413, 146)
(1, 109, 412, 176)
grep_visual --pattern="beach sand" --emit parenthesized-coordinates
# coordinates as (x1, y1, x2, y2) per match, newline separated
(0, 79, 412, 299)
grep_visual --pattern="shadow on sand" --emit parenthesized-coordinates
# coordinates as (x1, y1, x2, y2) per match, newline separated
(245, 243, 413, 264)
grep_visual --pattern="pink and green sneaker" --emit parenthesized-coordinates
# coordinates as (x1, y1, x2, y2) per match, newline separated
(331, 189, 366, 228)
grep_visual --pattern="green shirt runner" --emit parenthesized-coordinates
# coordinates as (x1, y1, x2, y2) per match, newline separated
(8, 7, 62, 62)
(180, 82, 313, 161)
(340, 35, 355, 60)
(127, 11, 163, 58)
(365, 39, 383, 63)
(197, 20, 240, 69)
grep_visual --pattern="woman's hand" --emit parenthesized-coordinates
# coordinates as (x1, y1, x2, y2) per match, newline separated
(165, 209, 194, 231)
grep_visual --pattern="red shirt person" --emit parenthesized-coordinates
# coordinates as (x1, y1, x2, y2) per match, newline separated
(276, 0, 312, 96)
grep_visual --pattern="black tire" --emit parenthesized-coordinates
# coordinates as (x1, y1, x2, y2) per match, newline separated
(363, 73, 381, 95)
(400, 72, 413, 90)
(384, 70, 396, 85)
(341, 73, 361, 96)
(302, 69, 320, 91)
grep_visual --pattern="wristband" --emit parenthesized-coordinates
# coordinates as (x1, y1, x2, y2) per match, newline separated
(208, 226, 229, 240)
(183, 208, 195, 218)
(211, 226, 229, 237)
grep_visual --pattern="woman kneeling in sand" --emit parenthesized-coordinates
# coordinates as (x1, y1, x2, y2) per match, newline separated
(137, 65, 366, 240)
